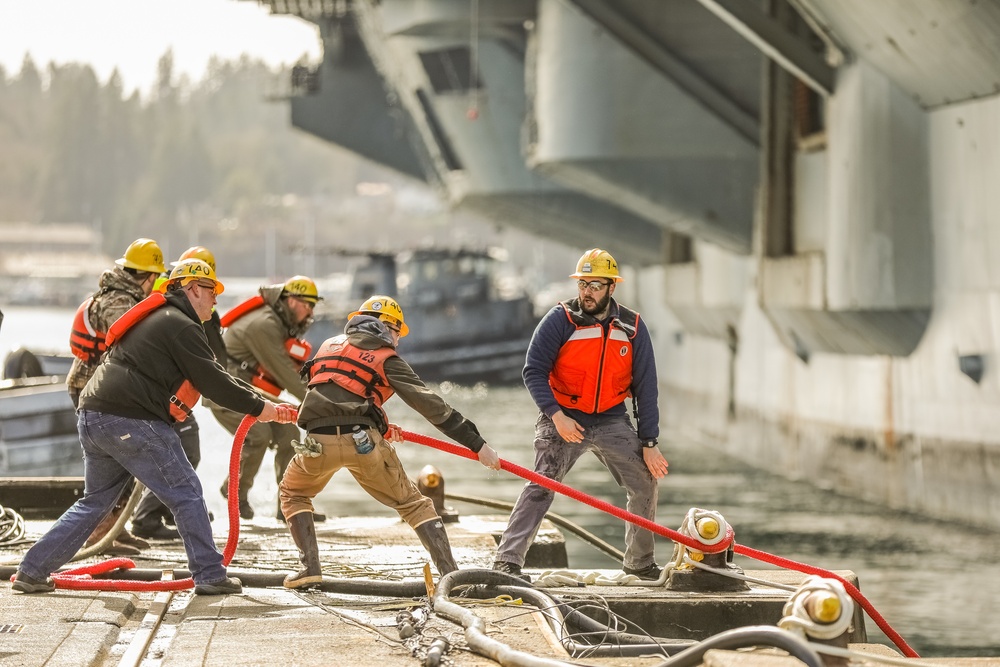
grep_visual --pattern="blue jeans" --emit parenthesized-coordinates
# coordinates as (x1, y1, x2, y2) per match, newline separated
(18, 410, 227, 585)
(496, 413, 659, 570)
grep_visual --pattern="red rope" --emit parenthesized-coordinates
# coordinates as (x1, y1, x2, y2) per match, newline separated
(402, 430, 919, 658)
(37, 415, 257, 592)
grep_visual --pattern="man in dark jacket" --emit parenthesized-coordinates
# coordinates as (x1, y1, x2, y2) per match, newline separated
(493, 249, 669, 582)
(131, 246, 226, 540)
(12, 259, 296, 595)
(279, 295, 500, 588)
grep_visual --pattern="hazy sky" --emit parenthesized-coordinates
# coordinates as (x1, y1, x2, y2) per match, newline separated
(0, 0, 321, 94)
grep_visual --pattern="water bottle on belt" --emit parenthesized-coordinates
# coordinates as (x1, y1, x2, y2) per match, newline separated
(352, 428, 374, 455)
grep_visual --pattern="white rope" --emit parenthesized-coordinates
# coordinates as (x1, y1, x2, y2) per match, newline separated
(678, 507, 729, 550)
(778, 575, 853, 640)
(0, 505, 25, 544)
(532, 566, 671, 588)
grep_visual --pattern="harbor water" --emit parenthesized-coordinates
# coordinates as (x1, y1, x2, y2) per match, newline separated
(2, 305, 999, 657)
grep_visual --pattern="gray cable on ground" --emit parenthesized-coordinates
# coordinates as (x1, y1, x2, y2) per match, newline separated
(445, 492, 625, 562)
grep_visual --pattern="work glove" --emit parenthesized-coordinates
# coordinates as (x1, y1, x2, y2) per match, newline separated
(477, 443, 501, 470)
(291, 435, 323, 458)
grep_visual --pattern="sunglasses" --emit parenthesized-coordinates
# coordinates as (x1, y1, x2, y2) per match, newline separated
(577, 279, 611, 292)
(293, 296, 316, 309)
(192, 280, 219, 294)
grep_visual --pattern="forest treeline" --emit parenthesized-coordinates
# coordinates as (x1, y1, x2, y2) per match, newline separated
(0, 51, 411, 273)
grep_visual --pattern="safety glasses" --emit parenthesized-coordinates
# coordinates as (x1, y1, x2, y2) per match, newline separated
(577, 279, 610, 292)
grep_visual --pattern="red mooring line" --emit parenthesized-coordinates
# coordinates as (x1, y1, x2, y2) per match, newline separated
(20, 418, 917, 658)
(32, 415, 258, 593)
(402, 430, 919, 658)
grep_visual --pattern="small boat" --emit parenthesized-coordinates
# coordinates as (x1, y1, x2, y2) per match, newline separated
(305, 247, 539, 384)
(0, 348, 79, 477)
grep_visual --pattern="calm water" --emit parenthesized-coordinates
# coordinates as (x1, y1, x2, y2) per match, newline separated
(2, 306, 999, 657)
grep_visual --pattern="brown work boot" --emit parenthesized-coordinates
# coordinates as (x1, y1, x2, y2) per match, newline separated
(100, 540, 141, 557)
(85, 509, 121, 548)
(116, 529, 150, 550)
(283, 512, 322, 589)
(414, 519, 458, 575)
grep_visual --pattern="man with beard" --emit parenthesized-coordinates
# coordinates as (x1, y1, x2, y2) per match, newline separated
(493, 248, 669, 581)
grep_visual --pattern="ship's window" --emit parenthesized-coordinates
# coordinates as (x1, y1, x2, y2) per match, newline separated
(418, 47, 482, 94)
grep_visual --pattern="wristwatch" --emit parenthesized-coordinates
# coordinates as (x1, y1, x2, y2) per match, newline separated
(642, 439, 658, 448)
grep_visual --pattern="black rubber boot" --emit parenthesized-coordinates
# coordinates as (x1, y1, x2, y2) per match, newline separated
(414, 519, 458, 575)
(283, 512, 322, 589)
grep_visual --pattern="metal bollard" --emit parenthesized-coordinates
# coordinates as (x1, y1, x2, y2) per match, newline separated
(417, 465, 459, 523)
(666, 509, 750, 592)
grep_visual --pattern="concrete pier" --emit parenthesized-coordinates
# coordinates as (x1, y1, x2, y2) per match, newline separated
(0, 516, 990, 666)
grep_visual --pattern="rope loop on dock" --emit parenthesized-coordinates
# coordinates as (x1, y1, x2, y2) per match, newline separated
(0, 504, 26, 545)
(46, 413, 259, 592)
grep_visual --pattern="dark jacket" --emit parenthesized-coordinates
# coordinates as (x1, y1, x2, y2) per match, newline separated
(523, 297, 660, 441)
(222, 285, 310, 401)
(204, 309, 228, 368)
(80, 290, 265, 423)
(297, 315, 486, 453)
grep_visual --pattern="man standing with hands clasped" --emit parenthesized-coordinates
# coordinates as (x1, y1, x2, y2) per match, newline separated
(12, 259, 298, 595)
(494, 248, 668, 581)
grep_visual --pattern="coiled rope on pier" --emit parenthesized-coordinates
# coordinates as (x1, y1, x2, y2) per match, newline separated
(0, 504, 26, 545)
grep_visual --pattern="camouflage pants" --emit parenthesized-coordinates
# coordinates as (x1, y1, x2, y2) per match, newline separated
(496, 412, 658, 570)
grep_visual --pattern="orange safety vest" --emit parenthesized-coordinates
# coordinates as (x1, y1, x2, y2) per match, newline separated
(69, 296, 107, 364)
(305, 335, 396, 406)
(548, 302, 640, 414)
(221, 295, 313, 396)
(105, 293, 200, 423)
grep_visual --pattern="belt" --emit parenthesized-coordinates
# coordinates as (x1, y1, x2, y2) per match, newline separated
(311, 424, 369, 436)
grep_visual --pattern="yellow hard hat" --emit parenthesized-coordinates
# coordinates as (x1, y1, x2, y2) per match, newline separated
(570, 248, 623, 283)
(171, 246, 216, 272)
(168, 258, 225, 294)
(282, 275, 322, 303)
(349, 295, 408, 337)
(116, 238, 166, 274)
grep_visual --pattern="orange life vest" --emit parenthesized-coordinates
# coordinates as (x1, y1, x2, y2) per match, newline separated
(305, 335, 396, 406)
(219, 295, 265, 328)
(548, 302, 640, 414)
(221, 295, 313, 396)
(69, 296, 107, 363)
(105, 293, 200, 423)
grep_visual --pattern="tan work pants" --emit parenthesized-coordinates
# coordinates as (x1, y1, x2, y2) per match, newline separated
(278, 430, 438, 528)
